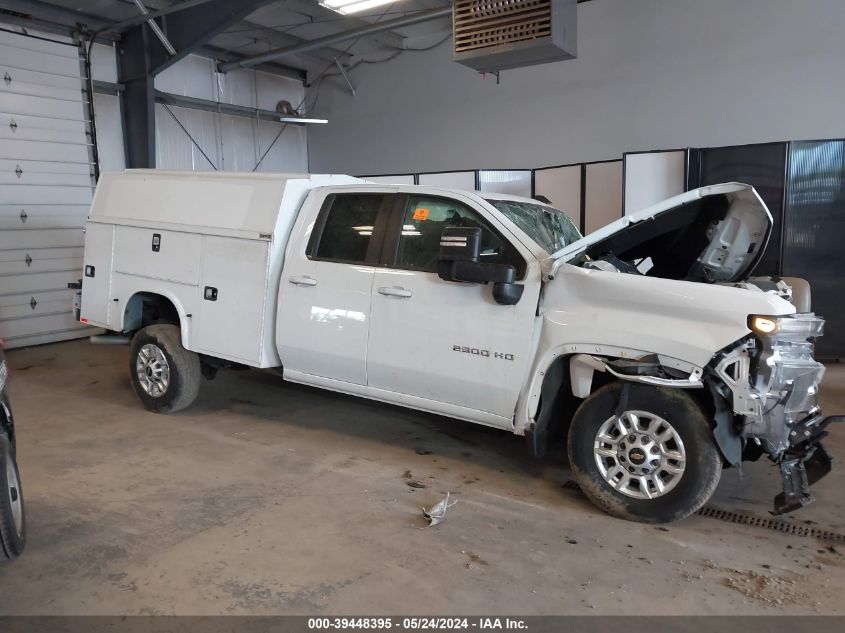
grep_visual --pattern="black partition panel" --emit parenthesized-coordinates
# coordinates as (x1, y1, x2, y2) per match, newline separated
(782, 140, 845, 359)
(690, 143, 788, 275)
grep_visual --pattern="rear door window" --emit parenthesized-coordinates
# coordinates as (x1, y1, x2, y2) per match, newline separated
(309, 193, 387, 264)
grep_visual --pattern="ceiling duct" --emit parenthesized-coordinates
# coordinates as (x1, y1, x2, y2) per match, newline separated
(453, 0, 577, 73)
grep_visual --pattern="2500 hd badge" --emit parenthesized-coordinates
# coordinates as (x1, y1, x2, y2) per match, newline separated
(453, 345, 514, 361)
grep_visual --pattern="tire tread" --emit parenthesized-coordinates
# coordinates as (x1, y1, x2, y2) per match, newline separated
(0, 435, 25, 560)
(567, 383, 722, 524)
(129, 324, 201, 413)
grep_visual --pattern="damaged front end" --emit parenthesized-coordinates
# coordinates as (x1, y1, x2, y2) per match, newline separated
(711, 313, 840, 514)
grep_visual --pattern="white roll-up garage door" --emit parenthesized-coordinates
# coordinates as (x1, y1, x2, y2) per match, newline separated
(0, 28, 93, 348)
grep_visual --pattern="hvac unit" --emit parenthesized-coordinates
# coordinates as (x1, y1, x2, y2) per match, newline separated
(453, 0, 577, 72)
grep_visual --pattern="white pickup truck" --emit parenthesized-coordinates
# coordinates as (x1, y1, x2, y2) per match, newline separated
(75, 170, 838, 523)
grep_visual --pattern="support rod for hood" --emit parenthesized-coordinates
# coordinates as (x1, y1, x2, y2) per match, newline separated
(218, 6, 453, 72)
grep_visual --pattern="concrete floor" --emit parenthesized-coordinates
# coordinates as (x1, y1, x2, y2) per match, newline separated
(0, 339, 843, 615)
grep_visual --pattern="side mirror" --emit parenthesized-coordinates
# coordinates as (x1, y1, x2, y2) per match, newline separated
(438, 226, 481, 272)
(438, 226, 524, 305)
(492, 281, 524, 305)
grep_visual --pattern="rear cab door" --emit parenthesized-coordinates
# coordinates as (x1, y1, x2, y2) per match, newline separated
(276, 186, 396, 386)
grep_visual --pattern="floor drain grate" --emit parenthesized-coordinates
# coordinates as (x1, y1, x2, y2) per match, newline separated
(563, 480, 845, 541)
(695, 506, 845, 542)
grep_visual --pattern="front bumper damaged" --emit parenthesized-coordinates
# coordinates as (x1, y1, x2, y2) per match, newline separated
(773, 416, 840, 515)
(713, 314, 839, 514)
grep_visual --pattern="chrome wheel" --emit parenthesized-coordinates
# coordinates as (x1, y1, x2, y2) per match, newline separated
(593, 410, 686, 500)
(6, 456, 22, 537)
(136, 343, 170, 398)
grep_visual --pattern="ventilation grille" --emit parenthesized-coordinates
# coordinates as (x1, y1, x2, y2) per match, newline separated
(454, 0, 553, 54)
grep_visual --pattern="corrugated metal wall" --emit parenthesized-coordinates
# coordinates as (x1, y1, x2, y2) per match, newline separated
(783, 140, 845, 359)
(154, 55, 307, 173)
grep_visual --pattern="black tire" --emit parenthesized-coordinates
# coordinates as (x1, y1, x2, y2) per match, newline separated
(567, 382, 722, 524)
(129, 324, 201, 413)
(0, 435, 26, 560)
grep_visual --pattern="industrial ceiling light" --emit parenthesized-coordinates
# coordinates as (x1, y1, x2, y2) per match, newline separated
(320, 0, 406, 16)
(279, 117, 329, 124)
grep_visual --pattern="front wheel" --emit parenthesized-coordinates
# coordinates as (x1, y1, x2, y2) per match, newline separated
(567, 383, 722, 524)
(129, 324, 201, 413)
(0, 435, 26, 560)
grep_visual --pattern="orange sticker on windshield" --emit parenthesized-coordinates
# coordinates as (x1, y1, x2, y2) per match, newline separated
(412, 207, 430, 221)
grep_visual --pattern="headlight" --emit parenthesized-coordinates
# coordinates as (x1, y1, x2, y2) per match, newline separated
(748, 314, 825, 339)
(749, 315, 779, 334)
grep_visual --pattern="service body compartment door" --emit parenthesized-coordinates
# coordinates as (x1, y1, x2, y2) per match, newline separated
(113, 226, 202, 285)
(79, 222, 115, 327)
(193, 236, 270, 365)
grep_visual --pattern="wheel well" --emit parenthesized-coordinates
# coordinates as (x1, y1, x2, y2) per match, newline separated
(535, 355, 616, 428)
(123, 293, 180, 332)
(530, 354, 701, 458)
(532, 353, 738, 468)
(0, 401, 14, 450)
(529, 354, 615, 458)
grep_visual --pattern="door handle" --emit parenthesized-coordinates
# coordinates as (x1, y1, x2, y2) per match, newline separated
(289, 275, 317, 287)
(378, 286, 412, 298)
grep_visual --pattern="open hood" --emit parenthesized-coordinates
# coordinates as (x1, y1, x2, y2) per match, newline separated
(546, 183, 773, 283)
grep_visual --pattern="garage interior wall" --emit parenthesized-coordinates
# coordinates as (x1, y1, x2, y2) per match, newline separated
(306, 0, 845, 177)
(363, 174, 415, 185)
(418, 171, 475, 190)
(90, 43, 125, 173)
(153, 55, 307, 173)
(623, 151, 686, 216)
(584, 161, 623, 234)
(89, 47, 308, 174)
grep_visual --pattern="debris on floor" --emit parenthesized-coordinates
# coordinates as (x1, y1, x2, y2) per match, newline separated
(406, 479, 427, 489)
(422, 492, 457, 527)
(720, 567, 816, 608)
(461, 550, 489, 569)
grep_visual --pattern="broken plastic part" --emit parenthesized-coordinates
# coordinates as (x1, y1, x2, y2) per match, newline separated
(422, 492, 457, 527)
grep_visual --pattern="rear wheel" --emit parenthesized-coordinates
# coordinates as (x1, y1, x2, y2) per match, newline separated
(129, 324, 200, 413)
(567, 383, 722, 523)
(0, 435, 25, 560)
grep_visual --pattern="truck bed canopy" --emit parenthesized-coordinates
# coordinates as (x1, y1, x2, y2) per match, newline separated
(89, 170, 358, 240)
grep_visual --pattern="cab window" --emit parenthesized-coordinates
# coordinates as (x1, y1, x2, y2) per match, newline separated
(393, 195, 526, 277)
(309, 193, 385, 264)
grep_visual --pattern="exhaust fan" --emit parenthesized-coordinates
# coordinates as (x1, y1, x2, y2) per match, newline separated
(453, 0, 577, 73)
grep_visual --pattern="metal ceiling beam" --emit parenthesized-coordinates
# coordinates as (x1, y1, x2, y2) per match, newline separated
(119, 22, 157, 168)
(154, 89, 321, 125)
(135, 0, 277, 75)
(237, 19, 353, 65)
(0, 0, 113, 31)
(0, 0, 304, 76)
(0, 11, 117, 44)
(110, 0, 224, 32)
(131, 0, 177, 56)
(280, 0, 405, 50)
(219, 6, 452, 72)
(199, 45, 306, 80)
(117, 0, 277, 168)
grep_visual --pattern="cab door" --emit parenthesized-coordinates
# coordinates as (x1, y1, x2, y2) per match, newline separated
(366, 193, 540, 426)
(276, 191, 392, 386)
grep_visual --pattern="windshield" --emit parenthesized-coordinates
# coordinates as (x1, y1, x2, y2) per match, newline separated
(486, 199, 582, 254)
